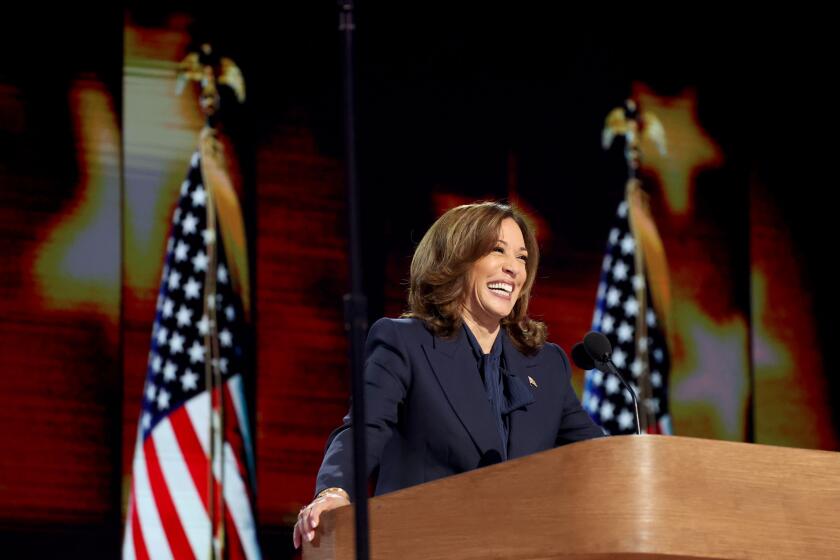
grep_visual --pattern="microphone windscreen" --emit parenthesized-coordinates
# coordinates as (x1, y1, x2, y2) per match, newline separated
(571, 342, 595, 370)
(583, 331, 613, 361)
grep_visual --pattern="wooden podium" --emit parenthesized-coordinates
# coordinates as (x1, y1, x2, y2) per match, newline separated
(304, 435, 840, 559)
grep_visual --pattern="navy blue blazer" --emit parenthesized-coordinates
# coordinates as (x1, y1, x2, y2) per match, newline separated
(316, 317, 604, 500)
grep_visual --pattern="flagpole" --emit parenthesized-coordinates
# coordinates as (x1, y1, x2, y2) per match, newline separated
(204, 183, 227, 558)
(621, 99, 656, 433)
(339, 1, 371, 559)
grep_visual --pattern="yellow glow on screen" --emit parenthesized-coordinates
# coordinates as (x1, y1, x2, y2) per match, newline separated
(123, 19, 204, 294)
(634, 84, 724, 217)
(32, 78, 120, 324)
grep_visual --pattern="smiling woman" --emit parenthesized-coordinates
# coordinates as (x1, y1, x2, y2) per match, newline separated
(293, 201, 603, 550)
(293, 202, 602, 547)
(405, 202, 544, 354)
(462, 217, 529, 352)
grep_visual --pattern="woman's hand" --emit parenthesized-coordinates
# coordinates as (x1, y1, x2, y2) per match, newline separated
(293, 488, 351, 549)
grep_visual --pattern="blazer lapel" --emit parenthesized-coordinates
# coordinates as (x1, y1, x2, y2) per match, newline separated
(422, 329, 505, 459)
(502, 334, 538, 459)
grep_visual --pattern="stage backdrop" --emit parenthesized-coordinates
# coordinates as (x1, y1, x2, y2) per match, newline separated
(1, 5, 836, 559)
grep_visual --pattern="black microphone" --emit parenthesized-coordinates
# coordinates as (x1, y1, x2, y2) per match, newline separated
(583, 331, 613, 363)
(576, 331, 641, 436)
(571, 342, 595, 370)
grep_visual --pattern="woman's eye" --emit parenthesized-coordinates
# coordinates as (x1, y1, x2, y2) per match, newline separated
(493, 246, 504, 254)
(518, 255, 528, 262)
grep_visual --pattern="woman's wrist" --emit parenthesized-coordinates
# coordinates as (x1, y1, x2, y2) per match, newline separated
(315, 487, 350, 502)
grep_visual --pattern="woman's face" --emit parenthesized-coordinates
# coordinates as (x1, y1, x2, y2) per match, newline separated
(463, 217, 528, 328)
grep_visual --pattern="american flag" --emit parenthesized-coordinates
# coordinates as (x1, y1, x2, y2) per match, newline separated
(582, 198, 673, 435)
(123, 151, 261, 559)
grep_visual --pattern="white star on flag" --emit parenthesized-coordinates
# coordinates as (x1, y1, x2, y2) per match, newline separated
(163, 360, 177, 382)
(168, 331, 185, 354)
(617, 409, 635, 431)
(156, 326, 168, 346)
(162, 298, 174, 318)
(587, 394, 600, 414)
(197, 314, 210, 336)
(175, 305, 192, 327)
(651, 371, 662, 387)
(599, 401, 615, 421)
(601, 314, 615, 334)
(156, 389, 171, 411)
(612, 347, 627, 368)
(623, 296, 639, 317)
(181, 212, 198, 235)
(191, 186, 206, 207)
(188, 340, 205, 363)
(612, 260, 629, 281)
(174, 241, 189, 262)
(167, 270, 181, 291)
(184, 277, 201, 299)
(632, 274, 645, 290)
(605, 374, 620, 395)
(180, 369, 199, 391)
(620, 234, 635, 255)
(617, 201, 628, 217)
(606, 287, 621, 307)
(192, 251, 208, 272)
(617, 321, 633, 343)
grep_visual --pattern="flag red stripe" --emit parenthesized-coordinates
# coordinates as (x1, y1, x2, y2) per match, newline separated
(169, 405, 211, 511)
(225, 507, 246, 560)
(144, 438, 197, 560)
(130, 493, 150, 560)
(223, 386, 252, 500)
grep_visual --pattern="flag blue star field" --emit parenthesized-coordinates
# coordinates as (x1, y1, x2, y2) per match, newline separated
(123, 151, 261, 560)
(582, 199, 673, 435)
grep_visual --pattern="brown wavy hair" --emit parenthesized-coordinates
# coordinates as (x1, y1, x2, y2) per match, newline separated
(403, 201, 547, 354)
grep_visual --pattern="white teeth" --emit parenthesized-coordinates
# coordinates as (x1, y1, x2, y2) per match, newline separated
(488, 282, 513, 294)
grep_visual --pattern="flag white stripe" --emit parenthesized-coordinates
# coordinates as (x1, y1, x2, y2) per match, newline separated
(123, 436, 143, 560)
(153, 418, 212, 560)
(122, 498, 136, 560)
(185, 390, 211, 455)
(227, 375, 256, 465)
(223, 442, 262, 560)
(186, 388, 260, 556)
(182, 382, 260, 557)
(133, 446, 175, 560)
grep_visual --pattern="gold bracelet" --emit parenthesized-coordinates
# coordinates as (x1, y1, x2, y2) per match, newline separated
(316, 487, 350, 501)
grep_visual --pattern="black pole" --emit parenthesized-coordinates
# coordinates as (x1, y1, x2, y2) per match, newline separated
(339, 2, 370, 559)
